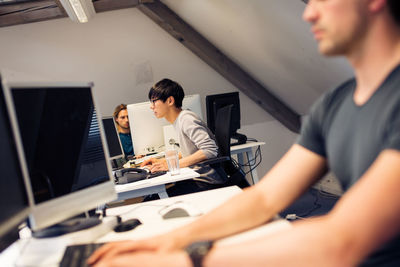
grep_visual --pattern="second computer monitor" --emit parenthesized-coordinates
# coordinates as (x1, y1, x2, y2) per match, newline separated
(102, 116, 124, 160)
(206, 92, 247, 145)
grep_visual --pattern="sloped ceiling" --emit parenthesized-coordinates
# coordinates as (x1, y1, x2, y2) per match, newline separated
(162, 0, 352, 114)
(0, 0, 353, 131)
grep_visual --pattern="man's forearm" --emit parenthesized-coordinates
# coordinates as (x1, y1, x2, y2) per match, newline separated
(179, 150, 208, 168)
(203, 216, 354, 267)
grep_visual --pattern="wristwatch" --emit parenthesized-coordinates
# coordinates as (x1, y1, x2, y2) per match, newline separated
(184, 240, 214, 267)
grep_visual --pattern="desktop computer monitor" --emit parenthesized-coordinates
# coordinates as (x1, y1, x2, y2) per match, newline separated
(0, 77, 33, 252)
(102, 116, 125, 160)
(128, 94, 203, 155)
(4, 82, 117, 236)
(206, 92, 247, 145)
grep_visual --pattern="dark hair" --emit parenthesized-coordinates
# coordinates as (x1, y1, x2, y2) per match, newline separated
(388, 0, 400, 25)
(113, 104, 127, 119)
(148, 78, 185, 108)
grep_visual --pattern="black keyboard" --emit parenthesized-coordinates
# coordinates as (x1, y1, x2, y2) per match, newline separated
(59, 243, 105, 267)
(115, 169, 167, 185)
(148, 171, 167, 178)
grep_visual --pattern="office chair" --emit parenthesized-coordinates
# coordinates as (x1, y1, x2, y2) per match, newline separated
(209, 104, 250, 189)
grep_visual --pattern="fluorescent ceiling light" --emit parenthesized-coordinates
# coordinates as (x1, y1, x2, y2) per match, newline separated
(59, 0, 96, 23)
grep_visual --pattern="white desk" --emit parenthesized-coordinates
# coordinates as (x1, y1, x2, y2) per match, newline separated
(100, 186, 244, 242)
(115, 167, 200, 200)
(231, 141, 265, 184)
(1, 186, 291, 267)
(101, 186, 290, 244)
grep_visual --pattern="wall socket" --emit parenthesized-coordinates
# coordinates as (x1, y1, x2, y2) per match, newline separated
(312, 172, 343, 196)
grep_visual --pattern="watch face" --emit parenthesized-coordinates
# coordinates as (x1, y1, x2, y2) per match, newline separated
(197, 245, 211, 256)
(186, 241, 213, 253)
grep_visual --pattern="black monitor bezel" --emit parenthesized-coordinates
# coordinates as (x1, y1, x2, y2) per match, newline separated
(206, 92, 241, 135)
(0, 76, 33, 252)
(102, 116, 125, 160)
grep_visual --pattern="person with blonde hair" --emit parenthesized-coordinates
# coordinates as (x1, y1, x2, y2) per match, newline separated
(113, 104, 134, 157)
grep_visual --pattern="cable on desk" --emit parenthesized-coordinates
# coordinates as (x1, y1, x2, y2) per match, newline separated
(245, 145, 262, 175)
(232, 137, 263, 175)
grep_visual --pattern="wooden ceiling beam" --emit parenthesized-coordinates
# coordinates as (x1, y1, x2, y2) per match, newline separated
(0, 0, 65, 27)
(0, 0, 140, 27)
(93, 0, 139, 13)
(138, 0, 301, 132)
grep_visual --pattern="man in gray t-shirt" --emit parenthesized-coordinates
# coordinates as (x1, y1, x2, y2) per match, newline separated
(298, 66, 400, 266)
(141, 78, 226, 196)
(298, 71, 400, 191)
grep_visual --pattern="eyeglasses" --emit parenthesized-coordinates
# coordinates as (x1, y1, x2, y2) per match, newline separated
(150, 98, 161, 105)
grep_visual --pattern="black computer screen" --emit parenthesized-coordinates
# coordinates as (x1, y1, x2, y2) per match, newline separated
(206, 92, 247, 146)
(11, 87, 109, 204)
(0, 85, 29, 252)
(102, 117, 124, 160)
(206, 92, 241, 134)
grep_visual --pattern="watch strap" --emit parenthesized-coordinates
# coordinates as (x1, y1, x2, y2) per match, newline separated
(185, 240, 214, 267)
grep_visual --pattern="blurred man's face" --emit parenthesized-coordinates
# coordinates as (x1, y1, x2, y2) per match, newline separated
(115, 109, 129, 130)
(303, 0, 369, 57)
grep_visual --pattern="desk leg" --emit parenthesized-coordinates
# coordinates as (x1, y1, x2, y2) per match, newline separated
(157, 188, 169, 199)
(235, 150, 253, 185)
(246, 150, 260, 184)
(237, 153, 245, 166)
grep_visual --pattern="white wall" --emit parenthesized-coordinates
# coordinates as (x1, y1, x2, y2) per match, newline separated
(0, 4, 346, 181)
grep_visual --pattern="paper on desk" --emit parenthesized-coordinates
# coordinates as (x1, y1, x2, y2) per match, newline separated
(16, 238, 67, 267)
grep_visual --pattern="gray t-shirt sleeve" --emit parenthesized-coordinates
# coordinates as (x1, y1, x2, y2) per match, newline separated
(296, 93, 329, 157)
(180, 113, 218, 159)
(383, 105, 400, 151)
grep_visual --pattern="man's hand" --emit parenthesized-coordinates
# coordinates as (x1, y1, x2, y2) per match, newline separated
(91, 250, 190, 267)
(88, 233, 187, 266)
(140, 158, 168, 172)
(140, 157, 158, 167)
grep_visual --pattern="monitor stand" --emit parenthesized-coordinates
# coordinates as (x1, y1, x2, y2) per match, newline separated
(111, 159, 118, 169)
(230, 132, 247, 146)
(31, 217, 101, 238)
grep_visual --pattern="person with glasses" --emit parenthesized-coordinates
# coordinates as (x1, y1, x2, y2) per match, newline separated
(142, 78, 227, 197)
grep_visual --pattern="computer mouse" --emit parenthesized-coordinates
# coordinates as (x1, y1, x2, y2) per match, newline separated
(160, 202, 203, 219)
(162, 207, 190, 219)
(113, 218, 142, 232)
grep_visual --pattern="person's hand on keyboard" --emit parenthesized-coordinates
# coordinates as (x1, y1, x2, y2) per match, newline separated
(87, 233, 186, 267)
(140, 158, 168, 173)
